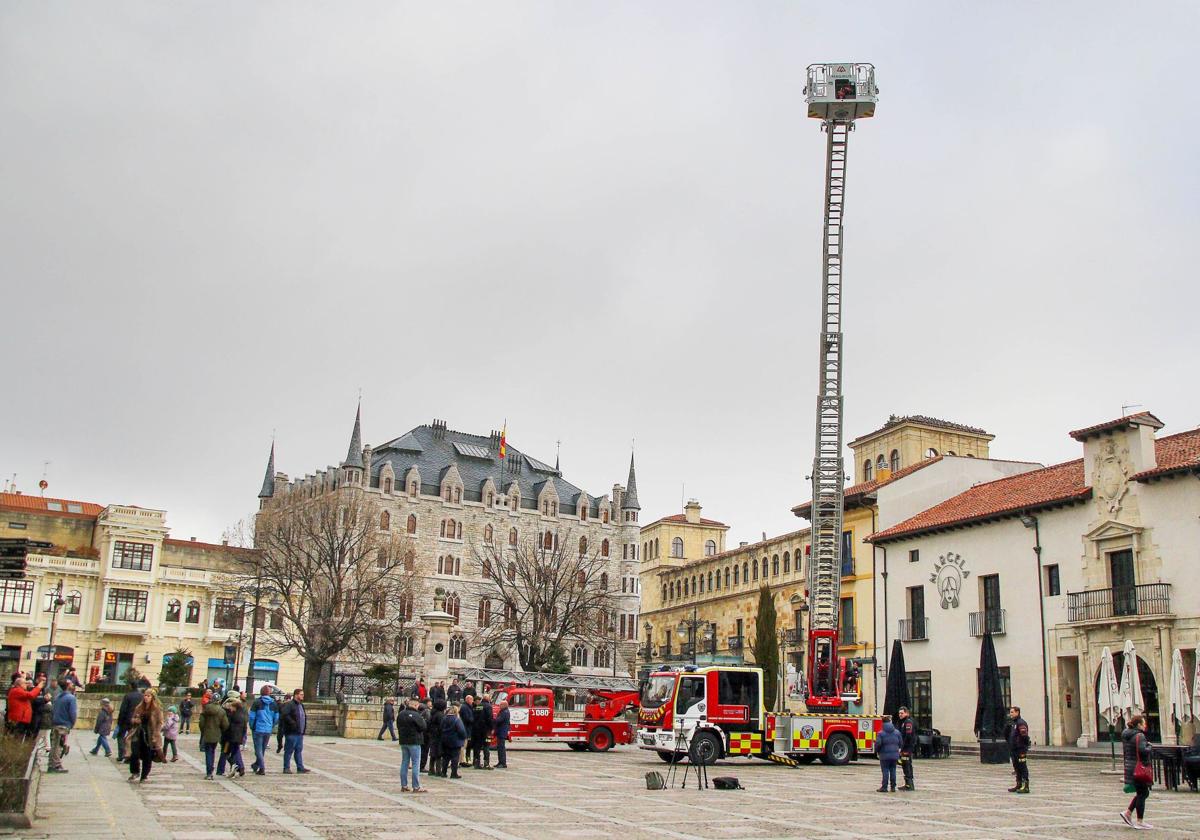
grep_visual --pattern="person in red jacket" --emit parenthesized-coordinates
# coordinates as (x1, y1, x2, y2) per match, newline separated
(6, 673, 46, 736)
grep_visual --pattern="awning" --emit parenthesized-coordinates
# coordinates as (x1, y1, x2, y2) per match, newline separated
(250, 660, 279, 672)
(207, 658, 234, 669)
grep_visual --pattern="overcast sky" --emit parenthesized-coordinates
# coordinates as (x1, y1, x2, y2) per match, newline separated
(3, 2, 1197, 545)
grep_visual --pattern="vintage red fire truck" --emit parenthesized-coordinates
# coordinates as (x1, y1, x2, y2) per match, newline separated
(490, 685, 640, 752)
(636, 664, 881, 766)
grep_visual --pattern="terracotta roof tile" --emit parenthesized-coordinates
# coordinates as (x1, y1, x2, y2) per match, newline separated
(0, 492, 103, 518)
(1068, 411, 1163, 441)
(163, 537, 258, 555)
(1131, 428, 1200, 481)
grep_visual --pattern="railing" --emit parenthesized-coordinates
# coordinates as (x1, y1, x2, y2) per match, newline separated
(1067, 583, 1171, 623)
(783, 628, 801, 646)
(898, 617, 927, 641)
(969, 609, 1006, 636)
(727, 635, 743, 651)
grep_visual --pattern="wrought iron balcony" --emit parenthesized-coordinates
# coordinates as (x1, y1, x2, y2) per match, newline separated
(727, 635, 744, 651)
(783, 628, 801, 646)
(1067, 583, 1171, 623)
(969, 609, 1006, 637)
(898, 617, 927, 642)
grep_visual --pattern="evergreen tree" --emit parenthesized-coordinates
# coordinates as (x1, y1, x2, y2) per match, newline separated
(750, 586, 780, 711)
(157, 649, 192, 694)
(542, 642, 571, 674)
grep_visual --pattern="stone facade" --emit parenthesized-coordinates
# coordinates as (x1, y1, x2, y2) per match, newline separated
(259, 412, 644, 678)
(849, 414, 993, 484)
(0, 493, 305, 692)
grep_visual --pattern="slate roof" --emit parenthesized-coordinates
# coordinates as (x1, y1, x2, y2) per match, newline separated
(623, 453, 640, 510)
(259, 442, 276, 498)
(370, 424, 609, 512)
(849, 414, 991, 446)
(342, 404, 363, 467)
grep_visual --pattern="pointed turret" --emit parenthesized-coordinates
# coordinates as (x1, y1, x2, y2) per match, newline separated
(342, 402, 363, 467)
(258, 441, 276, 499)
(622, 452, 641, 510)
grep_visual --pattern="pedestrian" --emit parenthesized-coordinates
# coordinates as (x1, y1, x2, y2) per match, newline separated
(161, 705, 180, 762)
(6, 672, 44, 737)
(1006, 706, 1031, 794)
(493, 699, 510, 769)
(897, 706, 917, 791)
(115, 680, 144, 762)
(463, 681, 476, 702)
(875, 716, 901, 792)
(247, 685, 280, 775)
(430, 680, 446, 704)
(1184, 732, 1200, 792)
(1120, 714, 1154, 829)
(378, 697, 397, 741)
(126, 688, 164, 783)
(218, 697, 248, 778)
(90, 698, 114, 757)
(473, 693, 494, 769)
(440, 705, 467, 779)
(180, 694, 194, 734)
(396, 697, 427, 793)
(459, 696, 476, 768)
(64, 668, 82, 689)
(47, 682, 77, 774)
(447, 678, 462, 703)
(198, 692, 229, 780)
(280, 688, 310, 773)
(32, 687, 54, 762)
(426, 700, 445, 775)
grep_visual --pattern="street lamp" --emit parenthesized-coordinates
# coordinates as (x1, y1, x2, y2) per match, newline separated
(245, 592, 281, 695)
(44, 580, 66, 682)
(677, 607, 707, 666)
(642, 621, 653, 664)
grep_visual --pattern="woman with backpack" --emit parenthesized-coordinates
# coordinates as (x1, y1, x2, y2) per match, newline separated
(1120, 714, 1154, 830)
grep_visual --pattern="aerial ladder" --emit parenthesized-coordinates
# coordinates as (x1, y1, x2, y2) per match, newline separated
(803, 63, 878, 713)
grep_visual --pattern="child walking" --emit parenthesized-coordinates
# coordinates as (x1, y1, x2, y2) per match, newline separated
(90, 698, 114, 757)
(162, 705, 181, 762)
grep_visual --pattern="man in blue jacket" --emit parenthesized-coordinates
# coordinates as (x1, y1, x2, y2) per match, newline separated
(48, 681, 77, 773)
(247, 685, 280, 775)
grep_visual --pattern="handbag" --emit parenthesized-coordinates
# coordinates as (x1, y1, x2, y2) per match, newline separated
(712, 776, 744, 790)
(1133, 734, 1153, 786)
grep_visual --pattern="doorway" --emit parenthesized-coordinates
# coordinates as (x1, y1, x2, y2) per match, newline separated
(1058, 655, 1082, 745)
(1109, 550, 1136, 617)
(1094, 652, 1160, 742)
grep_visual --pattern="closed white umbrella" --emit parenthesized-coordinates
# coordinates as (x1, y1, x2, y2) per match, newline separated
(1168, 648, 1191, 730)
(1119, 639, 1144, 720)
(1097, 647, 1122, 727)
(1194, 655, 1200, 722)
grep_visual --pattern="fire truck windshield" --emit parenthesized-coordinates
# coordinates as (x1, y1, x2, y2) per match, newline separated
(641, 674, 676, 709)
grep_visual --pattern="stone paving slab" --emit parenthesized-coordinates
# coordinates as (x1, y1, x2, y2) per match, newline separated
(7, 735, 1200, 839)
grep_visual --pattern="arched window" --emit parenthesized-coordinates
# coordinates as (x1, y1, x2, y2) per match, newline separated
(380, 511, 390, 530)
(63, 590, 81, 615)
(571, 644, 588, 667)
(185, 600, 201, 624)
(890, 449, 900, 472)
(744, 561, 750, 582)
(484, 524, 493, 543)
(595, 646, 610, 669)
(783, 551, 791, 573)
(456, 521, 463, 540)
(487, 490, 494, 506)
(409, 481, 418, 497)
(477, 598, 491, 626)
(449, 634, 466, 660)
(399, 593, 413, 622)
(601, 539, 610, 557)
(772, 554, 779, 576)
(714, 571, 720, 590)
(707, 571, 713, 590)
(507, 562, 516, 582)
(876, 455, 886, 472)
(602, 509, 609, 524)
(925, 447, 939, 458)
(579, 537, 588, 555)
(453, 487, 461, 504)
(543, 531, 554, 550)
(577, 570, 587, 588)
(662, 583, 668, 602)
(404, 551, 415, 572)
(508, 527, 518, 547)
(734, 565, 740, 585)
(671, 537, 684, 558)
(510, 494, 519, 511)
(600, 573, 608, 591)
(383, 478, 393, 494)
(445, 593, 461, 624)
(705, 539, 717, 557)
(440, 520, 447, 538)
(863, 459, 873, 481)
(725, 567, 730, 588)
(697, 575, 703, 594)
(166, 599, 181, 622)
(406, 514, 417, 534)
(654, 538, 659, 558)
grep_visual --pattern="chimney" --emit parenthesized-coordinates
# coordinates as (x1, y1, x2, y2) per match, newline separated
(189, 537, 196, 542)
(684, 499, 702, 525)
(221, 539, 228, 545)
(431, 419, 447, 439)
(489, 430, 501, 453)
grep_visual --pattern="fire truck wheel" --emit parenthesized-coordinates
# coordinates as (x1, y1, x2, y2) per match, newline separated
(688, 731, 722, 766)
(794, 754, 818, 765)
(821, 733, 854, 766)
(567, 743, 588, 751)
(587, 727, 614, 752)
(657, 751, 679, 763)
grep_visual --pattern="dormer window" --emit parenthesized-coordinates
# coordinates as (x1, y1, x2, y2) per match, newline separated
(410, 482, 418, 497)
(383, 478, 393, 494)
(602, 509, 609, 524)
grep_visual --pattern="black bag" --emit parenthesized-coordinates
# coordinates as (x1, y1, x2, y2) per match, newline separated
(712, 776, 744, 790)
(645, 771, 666, 790)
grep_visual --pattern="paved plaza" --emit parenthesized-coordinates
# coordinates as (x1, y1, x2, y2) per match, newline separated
(6, 738, 1197, 840)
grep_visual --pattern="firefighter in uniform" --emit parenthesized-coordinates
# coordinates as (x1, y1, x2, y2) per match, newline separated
(1006, 706, 1031, 794)
(897, 706, 917, 791)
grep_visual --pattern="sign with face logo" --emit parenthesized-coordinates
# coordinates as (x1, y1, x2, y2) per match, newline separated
(930, 552, 970, 609)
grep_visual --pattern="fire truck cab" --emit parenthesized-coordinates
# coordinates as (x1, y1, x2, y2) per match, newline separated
(492, 685, 636, 752)
(636, 664, 881, 767)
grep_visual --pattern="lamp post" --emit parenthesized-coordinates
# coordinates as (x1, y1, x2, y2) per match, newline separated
(642, 621, 653, 665)
(245, 592, 281, 695)
(1021, 513, 1052, 746)
(677, 607, 708, 666)
(44, 580, 66, 682)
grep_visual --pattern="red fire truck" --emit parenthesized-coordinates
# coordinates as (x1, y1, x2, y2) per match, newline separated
(491, 685, 639, 752)
(636, 664, 881, 766)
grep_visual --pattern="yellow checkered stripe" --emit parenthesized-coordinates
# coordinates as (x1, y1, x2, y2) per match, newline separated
(791, 735, 823, 750)
(727, 733, 763, 755)
(766, 716, 776, 741)
(856, 731, 876, 752)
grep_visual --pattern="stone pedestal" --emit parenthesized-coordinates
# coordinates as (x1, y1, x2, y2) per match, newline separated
(420, 608, 455, 683)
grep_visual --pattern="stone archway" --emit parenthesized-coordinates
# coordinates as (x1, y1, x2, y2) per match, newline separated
(1094, 652, 1160, 742)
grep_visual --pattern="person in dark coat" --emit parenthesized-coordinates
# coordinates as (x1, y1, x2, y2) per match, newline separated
(459, 697, 476, 768)
(116, 684, 144, 762)
(1120, 714, 1154, 829)
(1184, 732, 1200, 792)
(493, 700, 510, 769)
(440, 705, 467, 779)
(90, 698, 114, 757)
(396, 698, 427, 792)
(875, 718, 902, 792)
(179, 694, 194, 734)
(472, 694, 494, 769)
(31, 689, 54, 761)
(279, 689, 309, 773)
(429, 681, 446, 704)
(217, 698, 248, 777)
(897, 706, 917, 791)
(447, 679, 462, 703)
(426, 700, 446, 775)
(1006, 706, 1031, 794)
(198, 696, 228, 780)
(378, 697, 397, 741)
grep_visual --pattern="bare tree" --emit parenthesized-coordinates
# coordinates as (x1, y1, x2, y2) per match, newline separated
(467, 530, 616, 673)
(224, 492, 417, 697)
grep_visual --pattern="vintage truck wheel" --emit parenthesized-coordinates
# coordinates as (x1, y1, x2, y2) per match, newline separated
(688, 731, 722, 766)
(587, 727, 614, 752)
(820, 733, 854, 766)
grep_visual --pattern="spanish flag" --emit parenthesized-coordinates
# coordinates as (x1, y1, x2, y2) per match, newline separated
(499, 421, 507, 459)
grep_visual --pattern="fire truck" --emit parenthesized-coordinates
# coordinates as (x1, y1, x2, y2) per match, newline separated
(454, 667, 639, 753)
(636, 664, 880, 766)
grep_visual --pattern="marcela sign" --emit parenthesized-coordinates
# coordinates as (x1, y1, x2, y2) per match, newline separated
(930, 552, 970, 609)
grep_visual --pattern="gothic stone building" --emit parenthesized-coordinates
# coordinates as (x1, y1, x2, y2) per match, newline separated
(257, 410, 644, 679)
